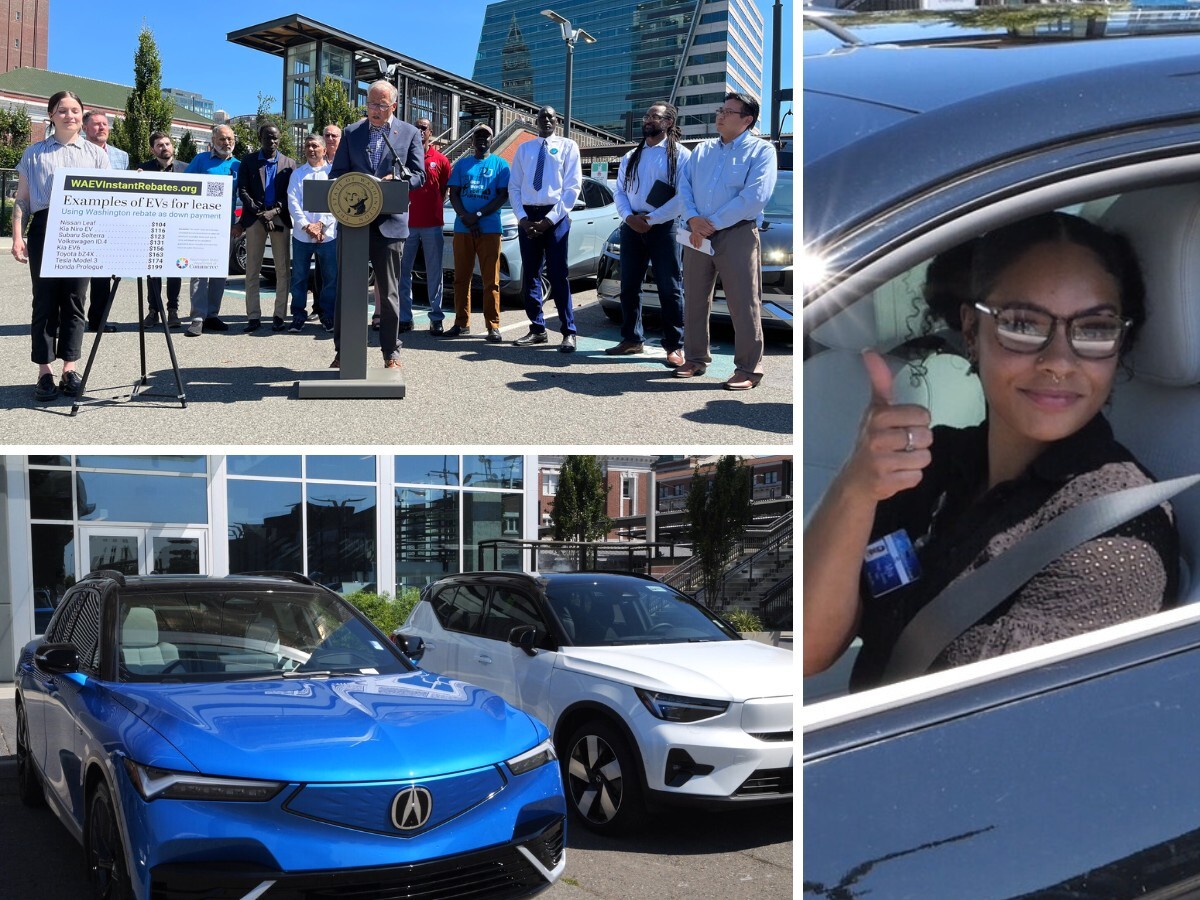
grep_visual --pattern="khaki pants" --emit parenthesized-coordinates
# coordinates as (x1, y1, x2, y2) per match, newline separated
(243, 219, 290, 321)
(682, 220, 763, 379)
(453, 232, 502, 330)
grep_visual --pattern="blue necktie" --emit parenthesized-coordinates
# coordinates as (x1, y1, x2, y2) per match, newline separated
(532, 140, 547, 191)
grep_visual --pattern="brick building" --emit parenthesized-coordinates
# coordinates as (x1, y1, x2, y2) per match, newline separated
(0, 0, 48, 76)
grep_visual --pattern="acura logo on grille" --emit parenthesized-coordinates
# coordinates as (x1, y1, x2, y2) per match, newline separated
(391, 786, 433, 830)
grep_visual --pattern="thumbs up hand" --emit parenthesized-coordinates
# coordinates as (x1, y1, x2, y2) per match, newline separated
(842, 350, 934, 502)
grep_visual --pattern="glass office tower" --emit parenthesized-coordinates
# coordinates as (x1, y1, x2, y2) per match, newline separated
(473, 0, 764, 139)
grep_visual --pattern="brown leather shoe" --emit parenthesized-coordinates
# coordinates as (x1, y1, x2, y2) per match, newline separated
(329, 354, 339, 369)
(723, 374, 761, 391)
(604, 340, 644, 356)
(673, 362, 707, 378)
(384, 358, 402, 369)
(665, 349, 685, 367)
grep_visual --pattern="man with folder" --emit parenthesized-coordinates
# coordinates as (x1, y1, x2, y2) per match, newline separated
(606, 101, 692, 368)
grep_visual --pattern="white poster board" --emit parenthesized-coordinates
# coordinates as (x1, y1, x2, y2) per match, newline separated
(40, 168, 235, 278)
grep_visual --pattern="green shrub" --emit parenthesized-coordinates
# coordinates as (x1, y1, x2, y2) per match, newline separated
(344, 588, 420, 635)
(726, 608, 764, 633)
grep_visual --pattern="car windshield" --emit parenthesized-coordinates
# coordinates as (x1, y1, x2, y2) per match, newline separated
(764, 171, 792, 220)
(543, 575, 739, 646)
(117, 589, 412, 682)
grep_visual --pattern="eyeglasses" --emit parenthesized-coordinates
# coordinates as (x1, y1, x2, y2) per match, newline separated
(715, 106, 750, 118)
(415, 124, 430, 131)
(366, 102, 393, 111)
(323, 133, 338, 139)
(643, 113, 668, 122)
(973, 302, 1131, 360)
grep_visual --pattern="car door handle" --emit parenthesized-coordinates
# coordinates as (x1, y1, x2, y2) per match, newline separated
(476, 654, 493, 665)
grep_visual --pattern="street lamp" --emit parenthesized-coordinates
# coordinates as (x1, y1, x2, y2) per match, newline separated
(541, 8, 596, 140)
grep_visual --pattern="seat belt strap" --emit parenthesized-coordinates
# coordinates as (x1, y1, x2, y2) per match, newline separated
(882, 474, 1200, 683)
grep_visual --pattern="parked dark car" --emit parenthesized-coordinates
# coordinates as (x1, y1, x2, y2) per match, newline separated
(15, 570, 566, 900)
(804, 10, 1200, 897)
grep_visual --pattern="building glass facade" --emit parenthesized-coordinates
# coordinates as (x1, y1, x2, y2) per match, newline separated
(473, 0, 764, 139)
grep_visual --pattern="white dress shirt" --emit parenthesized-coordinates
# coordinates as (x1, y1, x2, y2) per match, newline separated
(614, 141, 693, 225)
(287, 161, 337, 243)
(508, 134, 582, 224)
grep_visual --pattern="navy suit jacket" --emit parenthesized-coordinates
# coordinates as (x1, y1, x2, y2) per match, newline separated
(330, 116, 425, 239)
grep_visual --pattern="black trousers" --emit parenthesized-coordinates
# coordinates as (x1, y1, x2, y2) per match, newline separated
(27, 210, 87, 365)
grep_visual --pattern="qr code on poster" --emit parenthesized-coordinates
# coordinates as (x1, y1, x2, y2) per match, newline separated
(205, 181, 224, 197)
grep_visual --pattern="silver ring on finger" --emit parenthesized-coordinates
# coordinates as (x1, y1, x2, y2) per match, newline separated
(903, 427, 916, 453)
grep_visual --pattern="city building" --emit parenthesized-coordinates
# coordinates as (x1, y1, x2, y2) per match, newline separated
(227, 14, 622, 151)
(473, 0, 765, 139)
(164, 86, 216, 120)
(0, 68, 213, 145)
(0, 0, 48, 76)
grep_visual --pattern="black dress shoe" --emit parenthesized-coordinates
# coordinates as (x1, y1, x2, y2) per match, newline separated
(34, 373, 58, 402)
(486, 328, 503, 343)
(203, 317, 229, 331)
(272, 316, 286, 332)
(445, 324, 471, 338)
(167, 312, 183, 328)
(398, 321, 414, 333)
(559, 333, 577, 353)
(59, 370, 83, 397)
(244, 319, 261, 333)
(429, 322, 445, 336)
(514, 330, 548, 346)
(142, 311, 160, 327)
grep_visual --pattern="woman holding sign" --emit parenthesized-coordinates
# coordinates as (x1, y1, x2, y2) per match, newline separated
(803, 212, 1179, 691)
(11, 89, 110, 401)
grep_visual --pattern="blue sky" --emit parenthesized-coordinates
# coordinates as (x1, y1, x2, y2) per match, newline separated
(48, 1, 793, 126)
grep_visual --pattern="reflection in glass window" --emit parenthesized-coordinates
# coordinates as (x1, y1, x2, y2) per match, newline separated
(78, 473, 207, 524)
(31, 523, 73, 633)
(396, 488, 459, 591)
(152, 537, 200, 575)
(228, 480, 303, 575)
(30, 469, 72, 520)
(29, 455, 69, 466)
(396, 455, 459, 486)
(464, 492, 523, 572)
(307, 455, 375, 483)
(307, 483, 377, 593)
(464, 455, 523, 489)
(77, 456, 207, 473)
(227, 456, 302, 478)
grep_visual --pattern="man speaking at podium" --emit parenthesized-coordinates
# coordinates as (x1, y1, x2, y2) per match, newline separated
(328, 79, 424, 371)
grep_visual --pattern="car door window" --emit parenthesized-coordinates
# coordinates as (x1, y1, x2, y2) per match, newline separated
(62, 589, 102, 672)
(482, 588, 546, 642)
(581, 179, 609, 210)
(432, 585, 487, 635)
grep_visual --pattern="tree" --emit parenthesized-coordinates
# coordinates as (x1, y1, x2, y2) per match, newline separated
(255, 93, 296, 159)
(684, 456, 751, 606)
(310, 76, 359, 132)
(121, 26, 176, 164)
(175, 129, 197, 163)
(550, 456, 613, 544)
(0, 104, 31, 168)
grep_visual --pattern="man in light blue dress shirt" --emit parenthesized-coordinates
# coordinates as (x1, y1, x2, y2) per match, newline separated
(677, 92, 778, 391)
(82, 110, 129, 333)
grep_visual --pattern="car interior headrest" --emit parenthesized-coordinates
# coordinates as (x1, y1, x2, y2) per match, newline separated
(1100, 183, 1200, 387)
(122, 607, 160, 649)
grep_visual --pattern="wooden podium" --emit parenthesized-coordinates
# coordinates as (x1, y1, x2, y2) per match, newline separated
(296, 175, 409, 399)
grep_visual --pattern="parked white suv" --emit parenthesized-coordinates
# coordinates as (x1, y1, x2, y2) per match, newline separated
(395, 571, 793, 834)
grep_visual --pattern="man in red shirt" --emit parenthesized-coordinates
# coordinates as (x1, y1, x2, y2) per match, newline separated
(399, 117, 451, 334)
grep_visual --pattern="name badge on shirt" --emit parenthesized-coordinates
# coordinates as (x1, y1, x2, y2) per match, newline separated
(864, 530, 922, 598)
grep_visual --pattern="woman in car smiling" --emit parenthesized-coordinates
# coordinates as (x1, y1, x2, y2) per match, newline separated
(804, 212, 1180, 690)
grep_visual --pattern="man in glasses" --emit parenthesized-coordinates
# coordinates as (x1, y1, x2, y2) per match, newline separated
(323, 124, 342, 164)
(677, 91, 778, 391)
(328, 80, 425, 371)
(607, 101, 691, 366)
(399, 117, 450, 335)
(183, 124, 240, 337)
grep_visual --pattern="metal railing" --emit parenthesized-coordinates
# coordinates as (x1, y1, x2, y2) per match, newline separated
(475, 538, 688, 575)
(1, 167, 17, 236)
(758, 574, 793, 630)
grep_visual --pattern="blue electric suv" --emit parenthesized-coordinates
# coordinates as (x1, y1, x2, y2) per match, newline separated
(14, 570, 566, 900)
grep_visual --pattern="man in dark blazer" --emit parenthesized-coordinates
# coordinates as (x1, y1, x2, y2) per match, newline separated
(237, 124, 297, 332)
(329, 79, 425, 370)
(139, 131, 189, 329)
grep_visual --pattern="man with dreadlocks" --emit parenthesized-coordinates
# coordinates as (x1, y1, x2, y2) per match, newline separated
(606, 101, 692, 367)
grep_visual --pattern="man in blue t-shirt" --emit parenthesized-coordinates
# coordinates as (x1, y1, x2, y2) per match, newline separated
(445, 125, 510, 342)
(182, 124, 242, 336)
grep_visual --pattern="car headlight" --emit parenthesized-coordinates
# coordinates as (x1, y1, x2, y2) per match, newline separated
(605, 239, 621, 256)
(123, 758, 286, 802)
(505, 738, 557, 776)
(763, 247, 791, 266)
(502, 224, 519, 240)
(636, 689, 730, 723)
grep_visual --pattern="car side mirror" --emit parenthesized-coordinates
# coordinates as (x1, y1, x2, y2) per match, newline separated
(508, 625, 539, 657)
(393, 633, 425, 663)
(36, 643, 80, 675)
(573, 199, 587, 211)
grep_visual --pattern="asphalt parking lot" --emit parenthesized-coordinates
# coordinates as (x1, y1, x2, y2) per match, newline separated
(0, 257, 793, 446)
(0, 686, 793, 900)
